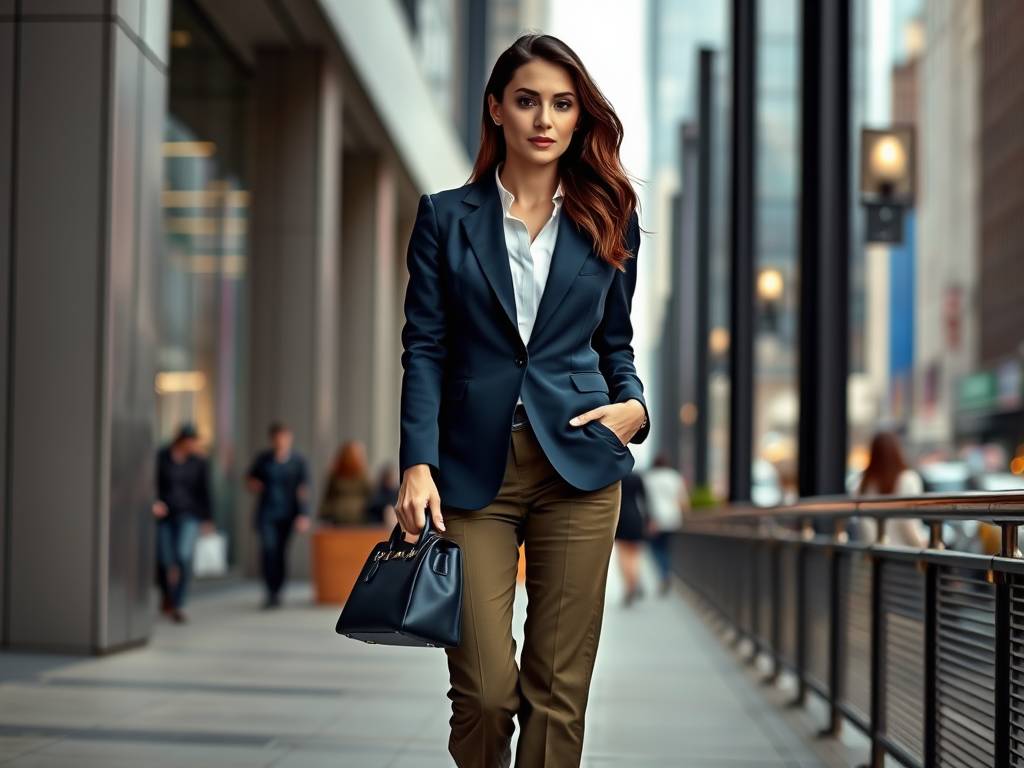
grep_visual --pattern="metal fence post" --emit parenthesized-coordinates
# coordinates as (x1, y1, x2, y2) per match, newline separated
(864, 548, 885, 767)
(923, 557, 937, 767)
(768, 538, 781, 683)
(795, 519, 810, 707)
(994, 524, 1016, 767)
(749, 539, 760, 663)
(822, 522, 843, 737)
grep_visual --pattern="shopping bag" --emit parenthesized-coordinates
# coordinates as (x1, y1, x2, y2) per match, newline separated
(193, 530, 228, 577)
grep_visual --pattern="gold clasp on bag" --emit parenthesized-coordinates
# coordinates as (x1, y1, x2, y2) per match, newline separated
(382, 548, 418, 561)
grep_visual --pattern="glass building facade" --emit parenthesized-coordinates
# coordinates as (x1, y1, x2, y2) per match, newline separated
(0, 0, 474, 652)
(161, 1, 252, 557)
(657, 0, 1022, 501)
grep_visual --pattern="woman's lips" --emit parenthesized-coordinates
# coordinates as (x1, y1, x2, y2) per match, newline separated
(528, 137, 555, 148)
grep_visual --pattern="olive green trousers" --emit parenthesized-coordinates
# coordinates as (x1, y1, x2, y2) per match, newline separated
(442, 424, 621, 768)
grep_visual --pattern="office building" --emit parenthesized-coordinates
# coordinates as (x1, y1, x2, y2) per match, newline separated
(0, 0, 521, 654)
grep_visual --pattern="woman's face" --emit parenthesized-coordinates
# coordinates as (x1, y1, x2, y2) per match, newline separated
(489, 59, 579, 168)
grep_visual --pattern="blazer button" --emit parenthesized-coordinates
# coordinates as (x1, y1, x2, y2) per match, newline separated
(515, 357, 525, 367)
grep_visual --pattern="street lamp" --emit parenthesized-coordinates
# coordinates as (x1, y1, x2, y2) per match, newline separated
(860, 127, 915, 243)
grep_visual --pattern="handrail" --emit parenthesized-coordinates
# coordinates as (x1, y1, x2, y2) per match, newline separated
(671, 489, 1024, 767)
(687, 490, 1024, 524)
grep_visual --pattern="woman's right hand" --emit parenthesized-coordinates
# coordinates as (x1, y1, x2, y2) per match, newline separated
(396, 465, 445, 542)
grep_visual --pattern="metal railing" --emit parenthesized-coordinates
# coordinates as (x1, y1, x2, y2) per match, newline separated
(671, 492, 1024, 768)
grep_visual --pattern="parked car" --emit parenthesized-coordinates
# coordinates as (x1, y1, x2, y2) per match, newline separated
(968, 472, 1024, 492)
(751, 459, 783, 508)
(919, 461, 971, 493)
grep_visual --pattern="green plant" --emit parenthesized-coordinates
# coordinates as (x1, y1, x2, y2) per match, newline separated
(688, 483, 719, 510)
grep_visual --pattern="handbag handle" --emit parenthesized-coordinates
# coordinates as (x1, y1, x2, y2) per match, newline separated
(385, 511, 438, 552)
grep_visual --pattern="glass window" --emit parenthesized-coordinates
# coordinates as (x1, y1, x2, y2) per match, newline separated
(161, 0, 252, 563)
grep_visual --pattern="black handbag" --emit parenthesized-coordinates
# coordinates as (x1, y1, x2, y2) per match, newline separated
(335, 517, 463, 648)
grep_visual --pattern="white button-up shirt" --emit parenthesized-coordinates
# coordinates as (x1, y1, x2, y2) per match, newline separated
(494, 165, 564, 346)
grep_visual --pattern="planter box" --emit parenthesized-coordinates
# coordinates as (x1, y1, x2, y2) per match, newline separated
(312, 526, 390, 604)
(313, 527, 527, 605)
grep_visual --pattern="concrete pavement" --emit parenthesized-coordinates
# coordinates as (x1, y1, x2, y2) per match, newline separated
(0, 558, 846, 767)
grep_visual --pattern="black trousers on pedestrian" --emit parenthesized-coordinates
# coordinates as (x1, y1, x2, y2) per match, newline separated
(258, 518, 293, 598)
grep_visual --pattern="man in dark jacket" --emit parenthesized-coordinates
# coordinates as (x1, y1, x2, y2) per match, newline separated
(246, 422, 311, 608)
(154, 424, 213, 622)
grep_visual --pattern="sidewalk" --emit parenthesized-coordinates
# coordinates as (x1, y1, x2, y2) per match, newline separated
(0, 561, 835, 767)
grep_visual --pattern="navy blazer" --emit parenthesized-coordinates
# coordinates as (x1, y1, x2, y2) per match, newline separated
(399, 176, 650, 511)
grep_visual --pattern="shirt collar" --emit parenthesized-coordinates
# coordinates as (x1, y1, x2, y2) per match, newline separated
(494, 164, 564, 218)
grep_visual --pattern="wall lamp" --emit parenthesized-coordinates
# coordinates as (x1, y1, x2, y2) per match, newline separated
(757, 268, 784, 334)
(860, 127, 915, 244)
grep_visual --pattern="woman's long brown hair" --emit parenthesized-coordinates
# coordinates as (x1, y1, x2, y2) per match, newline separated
(330, 440, 369, 480)
(470, 34, 639, 270)
(859, 432, 911, 496)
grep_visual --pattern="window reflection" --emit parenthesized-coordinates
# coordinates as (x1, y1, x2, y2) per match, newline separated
(160, 0, 252, 567)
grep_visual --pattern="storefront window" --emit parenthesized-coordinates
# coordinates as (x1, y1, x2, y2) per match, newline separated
(160, 0, 251, 560)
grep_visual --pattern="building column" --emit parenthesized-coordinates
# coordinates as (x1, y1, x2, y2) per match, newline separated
(338, 153, 401, 472)
(248, 50, 342, 576)
(0, 1, 169, 653)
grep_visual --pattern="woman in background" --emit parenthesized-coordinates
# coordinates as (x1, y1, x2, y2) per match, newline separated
(615, 470, 648, 606)
(854, 432, 927, 547)
(318, 440, 373, 526)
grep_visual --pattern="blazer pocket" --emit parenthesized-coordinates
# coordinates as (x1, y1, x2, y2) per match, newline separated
(591, 420, 627, 449)
(443, 379, 469, 400)
(570, 373, 609, 393)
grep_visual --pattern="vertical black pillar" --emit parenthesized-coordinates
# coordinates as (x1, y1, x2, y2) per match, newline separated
(694, 49, 714, 489)
(677, 123, 700, 482)
(658, 189, 684, 468)
(729, 0, 757, 502)
(797, 0, 851, 497)
(462, 0, 488, 156)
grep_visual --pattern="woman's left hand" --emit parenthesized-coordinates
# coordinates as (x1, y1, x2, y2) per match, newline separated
(570, 399, 646, 446)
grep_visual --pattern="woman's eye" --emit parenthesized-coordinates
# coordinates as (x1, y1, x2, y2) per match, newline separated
(517, 97, 535, 108)
(555, 101, 573, 110)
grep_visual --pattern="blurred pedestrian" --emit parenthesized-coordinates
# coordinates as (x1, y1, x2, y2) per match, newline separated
(615, 471, 648, 606)
(854, 432, 927, 547)
(246, 422, 310, 608)
(366, 461, 401, 525)
(153, 424, 213, 623)
(317, 440, 373, 526)
(643, 454, 688, 594)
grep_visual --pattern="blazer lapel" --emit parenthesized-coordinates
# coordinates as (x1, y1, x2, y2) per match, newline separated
(529, 212, 593, 345)
(461, 181, 518, 331)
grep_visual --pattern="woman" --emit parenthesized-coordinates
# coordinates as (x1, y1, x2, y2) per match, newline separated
(854, 432, 927, 547)
(317, 440, 373, 526)
(615, 470, 648, 606)
(396, 34, 649, 768)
